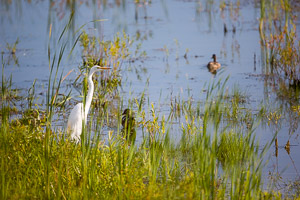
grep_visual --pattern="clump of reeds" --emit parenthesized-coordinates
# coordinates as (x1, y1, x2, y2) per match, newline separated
(266, 21, 300, 86)
(260, 0, 300, 87)
(216, 131, 254, 167)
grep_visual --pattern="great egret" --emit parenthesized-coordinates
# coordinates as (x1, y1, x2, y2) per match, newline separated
(207, 54, 221, 74)
(67, 65, 110, 142)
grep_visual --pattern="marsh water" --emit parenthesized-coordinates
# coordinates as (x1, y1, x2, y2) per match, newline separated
(1, 0, 299, 187)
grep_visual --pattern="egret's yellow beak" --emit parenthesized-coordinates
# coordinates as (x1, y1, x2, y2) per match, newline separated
(99, 67, 111, 70)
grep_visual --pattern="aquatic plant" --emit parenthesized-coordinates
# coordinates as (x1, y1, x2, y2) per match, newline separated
(5, 38, 18, 55)
(1, 38, 19, 66)
(216, 131, 254, 167)
(260, 0, 300, 87)
(80, 31, 131, 69)
(266, 21, 300, 86)
(77, 31, 135, 105)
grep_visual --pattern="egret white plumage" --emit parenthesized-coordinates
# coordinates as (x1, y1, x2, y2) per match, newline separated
(67, 65, 110, 142)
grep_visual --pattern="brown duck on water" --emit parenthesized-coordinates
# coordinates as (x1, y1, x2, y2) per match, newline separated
(207, 54, 221, 74)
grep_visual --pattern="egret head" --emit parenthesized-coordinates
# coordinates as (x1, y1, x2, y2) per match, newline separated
(89, 65, 110, 76)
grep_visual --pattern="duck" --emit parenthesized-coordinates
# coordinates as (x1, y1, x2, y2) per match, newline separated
(121, 108, 136, 143)
(207, 54, 221, 74)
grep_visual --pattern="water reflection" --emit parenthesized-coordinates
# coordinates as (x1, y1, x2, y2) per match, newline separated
(134, 0, 152, 24)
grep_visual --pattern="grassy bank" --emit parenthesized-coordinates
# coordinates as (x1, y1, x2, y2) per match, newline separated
(1, 65, 283, 199)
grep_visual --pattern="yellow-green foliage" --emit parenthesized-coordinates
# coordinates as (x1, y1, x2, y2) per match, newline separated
(80, 31, 131, 70)
(0, 99, 284, 199)
(77, 31, 135, 102)
(260, 0, 300, 85)
(216, 131, 253, 167)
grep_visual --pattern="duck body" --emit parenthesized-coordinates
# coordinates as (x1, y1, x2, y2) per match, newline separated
(122, 109, 136, 129)
(207, 54, 221, 74)
(121, 109, 136, 143)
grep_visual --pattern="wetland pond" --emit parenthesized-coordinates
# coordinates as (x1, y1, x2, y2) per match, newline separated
(1, 0, 300, 196)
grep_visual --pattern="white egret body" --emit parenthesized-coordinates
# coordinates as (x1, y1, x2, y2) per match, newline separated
(67, 66, 110, 142)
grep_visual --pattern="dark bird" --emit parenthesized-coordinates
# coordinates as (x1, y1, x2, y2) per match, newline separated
(224, 23, 228, 35)
(207, 54, 221, 74)
(121, 109, 136, 143)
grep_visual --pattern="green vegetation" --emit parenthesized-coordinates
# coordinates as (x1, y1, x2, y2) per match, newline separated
(1, 38, 19, 66)
(0, 63, 283, 198)
(258, 1, 300, 169)
(216, 131, 253, 167)
(260, 0, 300, 87)
(6, 38, 18, 55)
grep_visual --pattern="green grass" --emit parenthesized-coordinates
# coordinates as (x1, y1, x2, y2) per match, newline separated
(1, 69, 284, 199)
